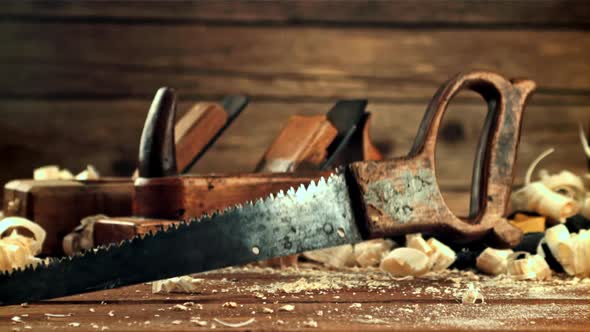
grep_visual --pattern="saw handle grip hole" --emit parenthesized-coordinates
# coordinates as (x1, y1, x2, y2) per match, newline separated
(432, 89, 488, 219)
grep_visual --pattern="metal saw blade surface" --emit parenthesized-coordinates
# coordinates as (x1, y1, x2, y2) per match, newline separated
(0, 173, 363, 305)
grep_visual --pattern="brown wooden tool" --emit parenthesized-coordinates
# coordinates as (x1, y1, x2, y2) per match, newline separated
(2, 88, 247, 255)
(92, 101, 382, 249)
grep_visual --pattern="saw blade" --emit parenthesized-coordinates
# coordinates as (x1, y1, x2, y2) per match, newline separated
(0, 173, 363, 305)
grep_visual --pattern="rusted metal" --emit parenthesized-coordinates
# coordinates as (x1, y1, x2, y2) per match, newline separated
(348, 72, 535, 247)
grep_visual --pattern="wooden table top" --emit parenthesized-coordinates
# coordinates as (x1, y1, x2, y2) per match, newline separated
(1, 264, 588, 331)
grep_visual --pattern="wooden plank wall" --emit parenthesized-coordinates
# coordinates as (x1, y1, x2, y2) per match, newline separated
(0, 1, 589, 204)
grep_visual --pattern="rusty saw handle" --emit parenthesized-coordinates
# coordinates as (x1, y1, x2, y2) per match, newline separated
(349, 71, 535, 247)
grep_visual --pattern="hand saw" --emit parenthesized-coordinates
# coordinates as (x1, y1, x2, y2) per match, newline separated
(2, 88, 247, 255)
(0, 71, 535, 305)
(90, 99, 380, 247)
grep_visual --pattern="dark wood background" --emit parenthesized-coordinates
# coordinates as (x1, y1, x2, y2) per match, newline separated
(1, 1, 589, 203)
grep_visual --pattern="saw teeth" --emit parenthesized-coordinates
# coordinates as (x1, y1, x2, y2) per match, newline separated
(0, 172, 347, 286)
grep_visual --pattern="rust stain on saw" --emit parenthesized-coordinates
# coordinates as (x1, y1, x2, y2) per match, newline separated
(363, 168, 436, 224)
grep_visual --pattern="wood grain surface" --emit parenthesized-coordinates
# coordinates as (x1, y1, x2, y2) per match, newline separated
(0, 1, 589, 200)
(0, 266, 588, 331)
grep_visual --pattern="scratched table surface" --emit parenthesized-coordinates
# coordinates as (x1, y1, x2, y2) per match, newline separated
(1, 264, 588, 331)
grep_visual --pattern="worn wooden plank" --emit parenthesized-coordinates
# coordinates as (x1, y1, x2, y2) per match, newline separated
(0, 267, 588, 331)
(0, 24, 589, 95)
(0, 100, 586, 194)
(2, 62, 590, 105)
(2, 0, 589, 27)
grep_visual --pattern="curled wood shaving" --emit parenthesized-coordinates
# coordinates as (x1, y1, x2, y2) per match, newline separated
(303, 244, 355, 268)
(381, 234, 455, 277)
(476, 248, 513, 275)
(543, 225, 590, 277)
(354, 239, 395, 267)
(151, 276, 204, 294)
(63, 214, 107, 256)
(380, 247, 429, 277)
(514, 148, 586, 221)
(525, 148, 554, 185)
(507, 252, 551, 280)
(511, 182, 579, 221)
(212, 318, 255, 328)
(0, 217, 46, 272)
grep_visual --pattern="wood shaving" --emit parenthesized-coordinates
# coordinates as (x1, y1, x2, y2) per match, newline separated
(75, 165, 100, 180)
(222, 301, 238, 308)
(107, 310, 114, 317)
(68, 322, 80, 327)
(542, 225, 590, 277)
(511, 149, 585, 221)
(353, 239, 395, 267)
(11, 316, 23, 323)
(302, 319, 318, 328)
(33, 165, 73, 180)
(171, 320, 182, 325)
(507, 252, 551, 281)
(212, 318, 255, 328)
(279, 304, 295, 312)
(152, 276, 204, 293)
(380, 247, 429, 276)
(461, 283, 485, 304)
(190, 317, 208, 326)
(0, 217, 46, 272)
(476, 248, 513, 275)
(44, 313, 73, 318)
(303, 244, 355, 268)
(63, 214, 107, 256)
(171, 304, 189, 311)
(262, 307, 274, 313)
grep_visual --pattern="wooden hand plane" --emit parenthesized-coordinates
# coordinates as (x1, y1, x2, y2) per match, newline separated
(2, 88, 247, 255)
(90, 100, 382, 249)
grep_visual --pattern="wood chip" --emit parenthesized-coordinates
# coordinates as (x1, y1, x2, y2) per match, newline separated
(279, 304, 295, 312)
(303, 319, 318, 328)
(107, 310, 115, 317)
(171, 320, 182, 325)
(44, 313, 73, 318)
(262, 307, 274, 313)
(171, 304, 189, 311)
(68, 322, 80, 327)
(222, 301, 238, 308)
(460, 282, 485, 304)
(212, 318, 255, 328)
(190, 317, 208, 327)
(152, 276, 204, 294)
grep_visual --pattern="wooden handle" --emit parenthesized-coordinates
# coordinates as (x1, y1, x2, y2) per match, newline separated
(175, 103, 228, 173)
(348, 71, 535, 247)
(410, 72, 535, 221)
(138, 87, 177, 178)
(255, 115, 338, 172)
